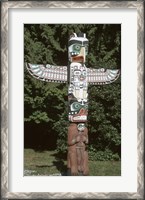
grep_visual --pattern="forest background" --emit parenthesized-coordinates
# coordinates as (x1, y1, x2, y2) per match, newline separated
(24, 24, 121, 163)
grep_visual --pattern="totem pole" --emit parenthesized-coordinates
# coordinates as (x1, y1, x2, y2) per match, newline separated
(26, 32, 120, 176)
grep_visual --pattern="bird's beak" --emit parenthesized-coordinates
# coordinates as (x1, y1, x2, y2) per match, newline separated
(72, 47, 86, 63)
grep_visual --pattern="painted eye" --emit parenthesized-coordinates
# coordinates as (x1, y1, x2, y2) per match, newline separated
(82, 71, 87, 76)
(73, 45, 81, 51)
(73, 102, 81, 109)
(71, 102, 82, 111)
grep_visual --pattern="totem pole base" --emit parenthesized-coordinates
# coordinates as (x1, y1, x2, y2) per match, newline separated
(67, 123, 89, 176)
(67, 168, 85, 176)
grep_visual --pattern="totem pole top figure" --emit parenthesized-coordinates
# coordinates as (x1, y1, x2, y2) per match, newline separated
(68, 32, 88, 63)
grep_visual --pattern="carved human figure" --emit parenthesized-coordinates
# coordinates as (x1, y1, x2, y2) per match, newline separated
(67, 123, 89, 176)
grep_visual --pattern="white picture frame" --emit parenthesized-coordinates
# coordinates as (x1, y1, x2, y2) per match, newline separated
(1, 1, 144, 199)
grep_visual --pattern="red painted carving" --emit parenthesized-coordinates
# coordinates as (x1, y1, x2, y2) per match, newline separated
(67, 123, 89, 176)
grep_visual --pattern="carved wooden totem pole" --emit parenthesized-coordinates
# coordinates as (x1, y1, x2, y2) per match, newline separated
(26, 32, 120, 176)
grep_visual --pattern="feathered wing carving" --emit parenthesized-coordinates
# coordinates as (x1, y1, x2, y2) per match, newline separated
(87, 68, 120, 85)
(26, 63, 68, 83)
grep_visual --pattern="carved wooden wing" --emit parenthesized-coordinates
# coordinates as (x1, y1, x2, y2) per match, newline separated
(26, 63, 68, 83)
(87, 68, 120, 85)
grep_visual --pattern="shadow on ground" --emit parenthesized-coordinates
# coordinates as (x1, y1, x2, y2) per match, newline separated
(51, 152, 67, 176)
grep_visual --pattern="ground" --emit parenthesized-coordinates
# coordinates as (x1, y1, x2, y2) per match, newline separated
(24, 149, 121, 176)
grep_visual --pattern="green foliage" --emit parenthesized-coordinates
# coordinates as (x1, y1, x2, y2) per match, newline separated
(24, 24, 121, 160)
(53, 111, 68, 153)
(88, 146, 120, 161)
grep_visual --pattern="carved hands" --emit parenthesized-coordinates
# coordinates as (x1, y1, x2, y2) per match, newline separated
(72, 134, 88, 144)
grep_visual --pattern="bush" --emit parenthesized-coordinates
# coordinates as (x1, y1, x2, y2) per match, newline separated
(88, 146, 120, 161)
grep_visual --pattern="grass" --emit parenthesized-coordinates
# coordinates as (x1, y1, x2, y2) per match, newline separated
(24, 148, 121, 176)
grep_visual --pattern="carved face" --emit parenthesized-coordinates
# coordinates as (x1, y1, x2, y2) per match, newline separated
(70, 62, 87, 83)
(68, 94, 88, 122)
(77, 123, 85, 131)
(68, 33, 89, 63)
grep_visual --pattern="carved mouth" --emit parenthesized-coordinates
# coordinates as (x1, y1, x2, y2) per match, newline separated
(72, 56, 84, 63)
(69, 108, 88, 122)
(80, 76, 85, 81)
